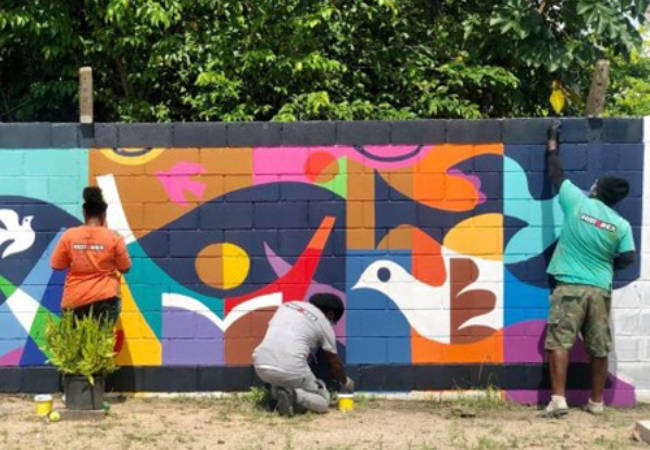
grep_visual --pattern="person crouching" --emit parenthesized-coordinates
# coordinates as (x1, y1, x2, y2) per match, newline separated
(253, 293, 354, 417)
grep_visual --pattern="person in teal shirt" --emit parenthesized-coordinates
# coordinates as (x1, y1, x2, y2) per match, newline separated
(542, 122, 636, 418)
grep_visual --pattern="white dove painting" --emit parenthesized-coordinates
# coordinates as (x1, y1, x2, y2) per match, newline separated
(0, 209, 36, 259)
(352, 246, 503, 345)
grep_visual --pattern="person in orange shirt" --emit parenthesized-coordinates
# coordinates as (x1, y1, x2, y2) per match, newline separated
(51, 187, 132, 324)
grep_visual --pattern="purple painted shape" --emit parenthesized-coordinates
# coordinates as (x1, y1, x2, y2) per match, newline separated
(162, 339, 223, 366)
(0, 347, 24, 366)
(447, 168, 486, 204)
(162, 309, 196, 339)
(504, 319, 637, 407)
(506, 384, 636, 408)
(504, 320, 589, 363)
(264, 243, 347, 344)
(162, 307, 224, 365)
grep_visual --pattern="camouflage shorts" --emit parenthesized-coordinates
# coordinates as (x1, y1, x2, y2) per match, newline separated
(544, 284, 612, 358)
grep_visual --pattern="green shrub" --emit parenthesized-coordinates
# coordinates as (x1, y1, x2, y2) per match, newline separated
(43, 309, 117, 385)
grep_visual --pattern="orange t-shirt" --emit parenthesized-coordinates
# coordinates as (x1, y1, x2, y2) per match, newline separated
(50, 226, 132, 309)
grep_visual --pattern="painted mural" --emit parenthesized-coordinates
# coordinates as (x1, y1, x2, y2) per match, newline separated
(1, 127, 649, 404)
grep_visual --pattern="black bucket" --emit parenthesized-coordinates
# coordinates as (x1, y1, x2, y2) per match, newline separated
(64, 376, 105, 410)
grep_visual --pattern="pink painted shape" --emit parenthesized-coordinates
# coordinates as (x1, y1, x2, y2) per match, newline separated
(253, 146, 435, 183)
(155, 162, 208, 206)
(0, 347, 24, 366)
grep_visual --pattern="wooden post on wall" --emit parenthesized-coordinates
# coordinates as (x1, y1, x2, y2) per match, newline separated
(584, 59, 610, 118)
(79, 67, 94, 124)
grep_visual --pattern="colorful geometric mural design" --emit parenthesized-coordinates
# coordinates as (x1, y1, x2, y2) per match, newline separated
(1, 129, 649, 404)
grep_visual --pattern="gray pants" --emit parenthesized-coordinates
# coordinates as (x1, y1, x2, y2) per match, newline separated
(255, 366, 330, 413)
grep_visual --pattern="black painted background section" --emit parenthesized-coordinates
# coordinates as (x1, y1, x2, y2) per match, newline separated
(0, 364, 615, 394)
(0, 118, 644, 148)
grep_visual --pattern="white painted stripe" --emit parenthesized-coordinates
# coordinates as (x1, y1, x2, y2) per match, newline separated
(97, 174, 136, 245)
(162, 292, 283, 331)
(611, 116, 650, 391)
(6, 288, 41, 332)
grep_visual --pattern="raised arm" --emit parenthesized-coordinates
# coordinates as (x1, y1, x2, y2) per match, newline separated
(546, 121, 565, 190)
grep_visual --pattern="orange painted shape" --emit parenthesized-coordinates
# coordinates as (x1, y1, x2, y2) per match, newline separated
(308, 216, 336, 249)
(413, 144, 503, 212)
(411, 328, 504, 364)
(412, 229, 446, 287)
(376, 224, 415, 250)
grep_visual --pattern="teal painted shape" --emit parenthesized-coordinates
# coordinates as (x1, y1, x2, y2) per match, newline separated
(504, 157, 564, 264)
(0, 149, 88, 220)
(125, 241, 223, 339)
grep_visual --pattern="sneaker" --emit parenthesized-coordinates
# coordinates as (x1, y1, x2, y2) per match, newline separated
(585, 399, 604, 416)
(276, 388, 296, 418)
(538, 395, 569, 418)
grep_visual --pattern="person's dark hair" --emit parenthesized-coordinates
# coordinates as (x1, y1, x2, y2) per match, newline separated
(596, 176, 629, 207)
(83, 186, 108, 217)
(310, 293, 345, 324)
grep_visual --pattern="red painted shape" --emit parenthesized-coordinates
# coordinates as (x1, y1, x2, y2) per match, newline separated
(224, 217, 335, 314)
(114, 329, 125, 354)
(304, 151, 337, 182)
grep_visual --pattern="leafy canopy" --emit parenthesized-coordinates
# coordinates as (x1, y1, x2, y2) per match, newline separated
(0, 0, 647, 121)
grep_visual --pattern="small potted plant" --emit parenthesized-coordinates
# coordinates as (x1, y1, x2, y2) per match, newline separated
(43, 310, 117, 410)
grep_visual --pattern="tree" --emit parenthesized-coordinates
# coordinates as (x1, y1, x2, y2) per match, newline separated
(606, 35, 650, 116)
(0, 0, 647, 122)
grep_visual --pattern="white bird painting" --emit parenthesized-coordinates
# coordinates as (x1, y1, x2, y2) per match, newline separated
(0, 209, 36, 259)
(351, 247, 503, 345)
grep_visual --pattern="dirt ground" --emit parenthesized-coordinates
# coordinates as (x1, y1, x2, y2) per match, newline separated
(0, 393, 649, 450)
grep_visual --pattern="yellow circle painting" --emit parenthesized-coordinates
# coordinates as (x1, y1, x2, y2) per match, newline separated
(195, 243, 251, 290)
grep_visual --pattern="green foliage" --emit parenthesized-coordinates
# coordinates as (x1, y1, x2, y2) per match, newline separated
(43, 310, 117, 385)
(0, 0, 647, 121)
(606, 36, 650, 116)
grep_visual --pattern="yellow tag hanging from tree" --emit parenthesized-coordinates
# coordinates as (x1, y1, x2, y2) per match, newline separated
(550, 80, 566, 115)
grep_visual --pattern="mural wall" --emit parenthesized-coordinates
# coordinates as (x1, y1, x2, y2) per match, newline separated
(0, 119, 648, 404)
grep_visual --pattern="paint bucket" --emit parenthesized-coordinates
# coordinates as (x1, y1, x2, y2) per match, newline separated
(35, 395, 53, 417)
(338, 394, 354, 412)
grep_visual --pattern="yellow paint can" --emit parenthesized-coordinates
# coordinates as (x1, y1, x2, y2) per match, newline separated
(338, 394, 354, 412)
(34, 395, 53, 417)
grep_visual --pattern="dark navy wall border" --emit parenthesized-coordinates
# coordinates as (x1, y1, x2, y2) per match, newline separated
(0, 118, 643, 148)
(0, 364, 615, 394)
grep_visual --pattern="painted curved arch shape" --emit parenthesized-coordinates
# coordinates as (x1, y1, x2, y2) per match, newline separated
(99, 147, 165, 165)
(162, 292, 282, 331)
(352, 144, 424, 162)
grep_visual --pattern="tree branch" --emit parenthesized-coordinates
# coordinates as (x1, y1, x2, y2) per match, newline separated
(538, 0, 551, 15)
(115, 56, 132, 98)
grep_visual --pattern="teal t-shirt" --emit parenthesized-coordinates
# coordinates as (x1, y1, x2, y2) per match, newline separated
(547, 180, 635, 291)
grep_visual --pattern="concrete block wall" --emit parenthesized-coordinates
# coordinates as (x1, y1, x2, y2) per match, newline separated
(0, 118, 648, 405)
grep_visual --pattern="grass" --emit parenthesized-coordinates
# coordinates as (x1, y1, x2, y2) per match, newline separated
(473, 436, 502, 450)
(350, 393, 378, 409)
